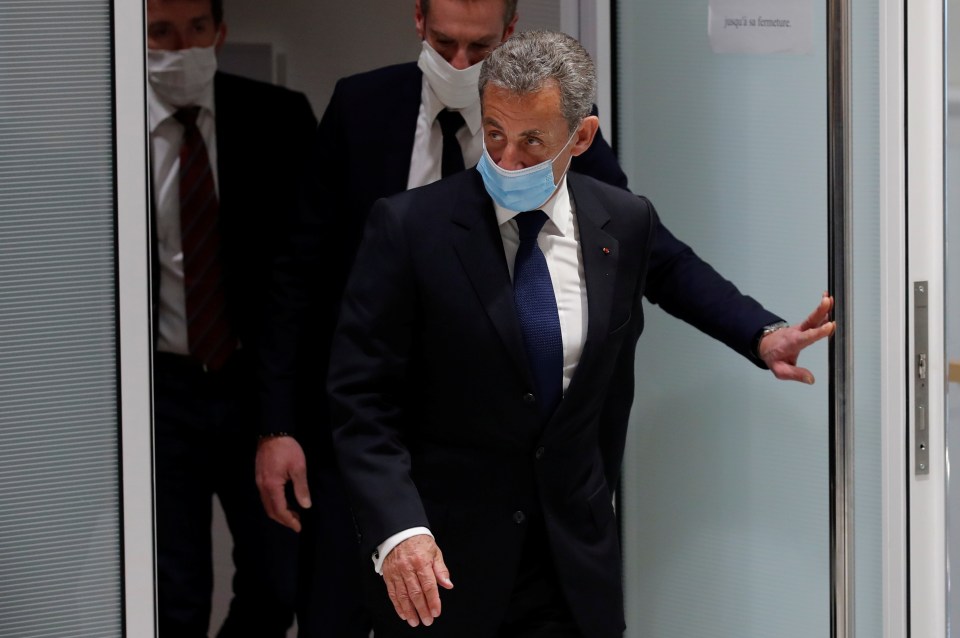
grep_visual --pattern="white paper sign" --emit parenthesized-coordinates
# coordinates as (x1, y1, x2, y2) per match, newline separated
(708, 0, 813, 55)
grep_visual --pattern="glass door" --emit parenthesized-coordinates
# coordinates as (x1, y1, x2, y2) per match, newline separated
(613, 1, 881, 635)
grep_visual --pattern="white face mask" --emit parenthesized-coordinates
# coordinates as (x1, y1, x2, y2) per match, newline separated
(416, 40, 483, 110)
(147, 44, 218, 107)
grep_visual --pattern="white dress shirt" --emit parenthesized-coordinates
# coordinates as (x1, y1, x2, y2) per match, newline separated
(147, 83, 218, 355)
(406, 77, 483, 190)
(373, 176, 588, 574)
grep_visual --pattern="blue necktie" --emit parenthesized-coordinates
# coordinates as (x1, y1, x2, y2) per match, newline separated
(513, 210, 563, 420)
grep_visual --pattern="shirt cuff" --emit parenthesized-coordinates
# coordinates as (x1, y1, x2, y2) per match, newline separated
(373, 527, 433, 575)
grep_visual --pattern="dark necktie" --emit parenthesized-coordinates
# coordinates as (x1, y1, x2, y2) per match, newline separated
(513, 210, 563, 420)
(436, 109, 466, 178)
(174, 107, 237, 371)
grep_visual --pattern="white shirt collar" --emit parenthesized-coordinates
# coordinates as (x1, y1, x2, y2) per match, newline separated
(147, 80, 216, 133)
(420, 76, 482, 136)
(493, 173, 572, 237)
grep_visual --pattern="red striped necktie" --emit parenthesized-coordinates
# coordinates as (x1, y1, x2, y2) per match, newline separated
(174, 107, 237, 371)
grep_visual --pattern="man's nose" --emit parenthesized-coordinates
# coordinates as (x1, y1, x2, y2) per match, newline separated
(497, 145, 526, 171)
(162, 31, 186, 50)
(448, 47, 472, 70)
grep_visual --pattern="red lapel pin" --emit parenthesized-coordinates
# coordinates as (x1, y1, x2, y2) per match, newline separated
(602, 247, 611, 255)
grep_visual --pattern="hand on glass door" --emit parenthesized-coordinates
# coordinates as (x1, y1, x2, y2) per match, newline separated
(758, 292, 836, 384)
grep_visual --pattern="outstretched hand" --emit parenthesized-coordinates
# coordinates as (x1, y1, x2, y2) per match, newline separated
(759, 292, 835, 384)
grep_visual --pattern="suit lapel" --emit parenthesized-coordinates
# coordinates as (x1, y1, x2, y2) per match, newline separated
(380, 65, 423, 195)
(213, 73, 238, 223)
(562, 174, 619, 402)
(451, 172, 534, 387)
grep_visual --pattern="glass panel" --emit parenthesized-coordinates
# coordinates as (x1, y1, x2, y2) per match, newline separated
(851, 0, 882, 633)
(0, 1, 122, 636)
(615, 2, 830, 636)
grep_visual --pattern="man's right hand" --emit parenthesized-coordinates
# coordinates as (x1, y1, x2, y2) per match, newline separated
(382, 534, 454, 628)
(255, 435, 311, 532)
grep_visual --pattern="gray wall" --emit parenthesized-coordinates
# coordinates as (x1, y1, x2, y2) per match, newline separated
(223, 0, 417, 114)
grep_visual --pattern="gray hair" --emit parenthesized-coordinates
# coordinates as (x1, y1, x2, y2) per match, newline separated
(478, 30, 596, 132)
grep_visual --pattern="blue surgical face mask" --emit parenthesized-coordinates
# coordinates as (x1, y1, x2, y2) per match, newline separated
(476, 129, 578, 212)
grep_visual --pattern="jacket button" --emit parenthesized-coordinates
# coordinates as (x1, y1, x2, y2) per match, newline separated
(535, 447, 545, 460)
(522, 393, 536, 405)
(513, 510, 526, 524)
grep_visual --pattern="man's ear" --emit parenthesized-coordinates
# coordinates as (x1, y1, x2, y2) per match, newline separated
(214, 22, 227, 52)
(502, 11, 519, 41)
(570, 115, 599, 157)
(414, 0, 426, 40)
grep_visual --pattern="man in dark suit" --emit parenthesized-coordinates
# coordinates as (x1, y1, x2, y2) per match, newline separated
(255, 2, 628, 634)
(325, 31, 834, 637)
(146, 0, 316, 635)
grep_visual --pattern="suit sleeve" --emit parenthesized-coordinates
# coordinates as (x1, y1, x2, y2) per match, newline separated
(258, 81, 349, 444)
(643, 222, 783, 366)
(327, 198, 428, 555)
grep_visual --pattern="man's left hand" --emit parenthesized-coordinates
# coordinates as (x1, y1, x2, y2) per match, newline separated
(759, 292, 836, 384)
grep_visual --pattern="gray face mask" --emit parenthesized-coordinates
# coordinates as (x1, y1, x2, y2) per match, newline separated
(147, 44, 218, 107)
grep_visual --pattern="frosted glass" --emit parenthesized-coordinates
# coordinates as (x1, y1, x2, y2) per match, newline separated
(616, 1, 830, 636)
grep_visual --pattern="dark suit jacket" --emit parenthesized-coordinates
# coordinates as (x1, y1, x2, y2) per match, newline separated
(152, 72, 317, 358)
(327, 170, 778, 637)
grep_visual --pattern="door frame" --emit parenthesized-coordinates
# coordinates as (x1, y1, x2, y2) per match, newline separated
(883, 0, 944, 635)
(116, 0, 156, 633)
(904, 0, 947, 631)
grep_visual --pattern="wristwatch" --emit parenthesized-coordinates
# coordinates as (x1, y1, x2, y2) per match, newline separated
(754, 320, 790, 358)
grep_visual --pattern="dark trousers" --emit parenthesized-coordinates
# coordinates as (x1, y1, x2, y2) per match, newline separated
(155, 352, 298, 637)
(295, 464, 371, 638)
(496, 519, 583, 638)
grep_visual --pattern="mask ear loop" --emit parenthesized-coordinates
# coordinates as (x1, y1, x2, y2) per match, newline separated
(555, 122, 582, 174)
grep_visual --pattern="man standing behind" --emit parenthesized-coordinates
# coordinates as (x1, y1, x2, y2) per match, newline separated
(326, 31, 834, 637)
(146, 0, 316, 635)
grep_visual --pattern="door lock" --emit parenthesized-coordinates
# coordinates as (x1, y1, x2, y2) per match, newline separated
(914, 282, 929, 475)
